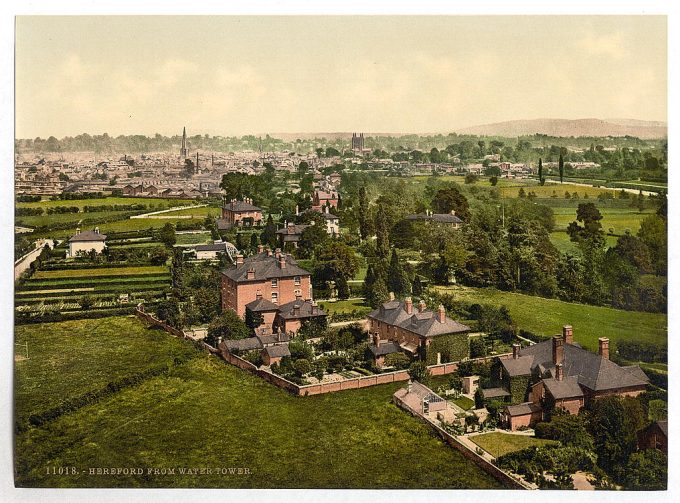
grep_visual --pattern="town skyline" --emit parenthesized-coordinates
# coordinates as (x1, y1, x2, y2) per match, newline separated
(15, 16, 667, 139)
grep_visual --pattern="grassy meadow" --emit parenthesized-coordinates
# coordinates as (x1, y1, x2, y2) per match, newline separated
(14, 316, 501, 489)
(470, 433, 558, 459)
(435, 285, 667, 352)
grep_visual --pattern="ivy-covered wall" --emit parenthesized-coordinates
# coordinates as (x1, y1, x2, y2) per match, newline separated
(425, 332, 469, 365)
(509, 375, 530, 404)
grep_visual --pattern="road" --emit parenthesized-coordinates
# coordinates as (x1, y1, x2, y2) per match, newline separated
(15, 239, 53, 281)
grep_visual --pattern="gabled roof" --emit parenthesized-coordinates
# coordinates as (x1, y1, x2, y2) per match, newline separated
(513, 339, 649, 392)
(505, 402, 542, 417)
(276, 299, 326, 320)
(245, 297, 279, 312)
(223, 200, 262, 212)
(275, 224, 309, 236)
(369, 341, 401, 357)
(219, 338, 262, 352)
(405, 212, 463, 224)
(264, 344, 291, 358)
(500, 355, 534, 377)
(368, 299, 470, 339)
(69, 230, 107, 242)
(195, 243, 227, 252)
(542, 376, 584, 399)
(256, 332, 291, 346)
(222, 251, 310, 282)
(481, 387, 511, 399)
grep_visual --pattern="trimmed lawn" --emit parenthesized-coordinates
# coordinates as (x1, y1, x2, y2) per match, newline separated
(435, 285, 666, 352)
(33, 266, 168, 279)
(318, 298, 371, 315)
(160, 206, 220, 217)
(175, 231, 213, 245)
(471, 432, 558, 458)
(17, 197, 193, 210)
(452, 396, 475, 411)
(14, 316, 501, 489)
(33, 217, 207, 240)
(551, 206, 654, 234)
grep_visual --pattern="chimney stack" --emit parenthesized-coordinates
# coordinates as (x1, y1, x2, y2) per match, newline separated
(512, 344, 521, 360)
(275, 248, 281, 259)
(373, 333, 380, 346)
(418, 300, 427, 313)
(563, 325, 573, 345)
(256, 291, 262, 300)
(552, 336, 564, 365)
(556, 363, 564, 381)
(257, 244, 264, 253)
(267, 248, 273, 257)
(405, 297, 413, 314)
(437, 305, 446, 323)
(246, 267, 255, 280)
(389, 292, 395, 301)
(94, 227, 100, 234)
(279, 256, 286, 269)
(598, 338, 609, 360)
(236, 254, 244, 265)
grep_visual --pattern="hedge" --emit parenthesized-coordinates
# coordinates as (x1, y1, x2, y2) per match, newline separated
(14, 306, 140, 325)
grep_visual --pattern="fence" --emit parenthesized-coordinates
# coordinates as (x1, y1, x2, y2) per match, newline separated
(135, 307, 219, 355)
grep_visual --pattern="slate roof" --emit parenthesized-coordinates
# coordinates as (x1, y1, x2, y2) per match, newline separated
(69, 230, 107, 242)
(256, 333, 291, 346)
(276, 300, 326, 320)
(542, 376, 584, 399)
(220, 337, 262, 352)
(223, 200, 262, 212)
(369, 341, 401, 357)
(275, 224, 309, 237)
(509, 338, 649, 392)
(264, 344, 291, 358)
(656, 420, 668, 437)
(321, 212, 339, 220)
(505, 402, 542, 417)
(500, 355, 534, 377)
(222, 251, 310, 282)
(481, 387, 511, 399)
(245, 298, 279, 312)
(368, 300, 470, 339)
(195, 243, 227, 252)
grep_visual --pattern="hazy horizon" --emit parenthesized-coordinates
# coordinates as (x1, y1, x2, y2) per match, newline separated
(15, 16, 667, 139)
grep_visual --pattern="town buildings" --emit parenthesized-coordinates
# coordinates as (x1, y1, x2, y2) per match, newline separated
(367, 295, 471, 366)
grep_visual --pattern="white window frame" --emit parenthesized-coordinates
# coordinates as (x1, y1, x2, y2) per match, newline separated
(271, 278, 278, 288)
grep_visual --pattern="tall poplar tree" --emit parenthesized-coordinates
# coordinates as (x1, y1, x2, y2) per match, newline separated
(559, 154, 564, 183)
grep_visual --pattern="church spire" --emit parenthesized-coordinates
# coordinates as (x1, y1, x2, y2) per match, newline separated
(180, 127, 188, 158)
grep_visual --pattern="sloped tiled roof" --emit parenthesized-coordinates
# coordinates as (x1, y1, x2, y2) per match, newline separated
(219, 338, 262, 352)
(245, 298, 279, 312)
(276, 300, 326, 320)
(223, 200, 262, 212)
(542, 376, 584, 399)
(505, 402, 542, 417)
(369, 341, 401, 357)
(69, 230, 107, 242)
(368, 299, 470, 339)
(264, 344, 291, 358)
(222, 252, 310, 282)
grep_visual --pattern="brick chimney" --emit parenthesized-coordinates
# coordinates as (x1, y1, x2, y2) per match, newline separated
(599, 338, 609, 360)
(563, 325, 573, 345)
(246, 267, 255, 280)
(389, 292, 395, 301)
(278, 256, 286, 269)
(292, 304, 300, 316)
(267, 248, 273, 257)
(236, 254, 244, 265)
(450, 210, 456, 216)
(437, 305, 446, 323)
(404, 297, 413, 314)
(555, 363, 564, 381)
(418, 300, 427, 313)
(275, 247, 282, 259)
(373, 333, 380, 346)
(255, 291, 262, 300)
(257, 244, 264, 253)
(552, 336, 564, 365)
(512, 344, 521, 359)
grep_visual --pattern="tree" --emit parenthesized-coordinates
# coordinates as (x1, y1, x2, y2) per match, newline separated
(469, 337, 487, 358)
(297, 160, 309, 176)
(387, 249, 411, 296)
(297, 217, 328, 259)
(374, 203, 391, 259)
(432, 185, 470, 220)
(261, 214, 278, 248)
(206, 310, 251, 346)
(464, 173, 479, 184)
(489, 176, 498, 186)
(245, 307, 264, 329)
(313, 241, 359, 300)
(558, 154, 564, 183)
(358, 186, 372, 240)
(156, 299, 181, 327)
(538, 158, 544, 184)
(384, 352, 410, 369)
(535, 413, 595, 451)
(293, 358, 312, 377)
(623, 449, 667, 490)
(192, 287, 221, 324)
(566, 203, 604, 246)
(364, 265, 390, 308)
(158, 223, 176, 247)
(408, 361, 431, 383)
(79, 295, 94, 310)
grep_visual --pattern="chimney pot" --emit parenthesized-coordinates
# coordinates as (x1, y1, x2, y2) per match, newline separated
(257, 244, 264, 253)
(405, 297, 413, 314)
(563, 325, 573, 345)
(389, 292, 395, 301)
(418, 300, 427, 313)
(556, 363, 564, 381)
(279, 256, 286, 269)
(598, 337, 609, 360)
(236, 254, 244, 265)
(512, 344, 521, 359)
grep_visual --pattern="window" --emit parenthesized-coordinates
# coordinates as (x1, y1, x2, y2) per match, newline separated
(294, 289, 302, 297)
(271, 278, 278, 288)
(294, 276, 301, 286)
(271, 292, 278, 304)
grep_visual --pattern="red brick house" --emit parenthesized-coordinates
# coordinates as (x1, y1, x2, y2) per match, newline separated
(638, 420, 668, 455)
(488, 326, 649, 430)
(221, 248, 312, 317)
(311, 189, 338, 212)
(367, 295, 470, 364)
(220, 197, 263, 228)
(273, 299, 326, 335)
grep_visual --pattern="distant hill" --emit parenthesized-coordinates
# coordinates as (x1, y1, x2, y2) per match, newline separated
(455, 118, 666, 139)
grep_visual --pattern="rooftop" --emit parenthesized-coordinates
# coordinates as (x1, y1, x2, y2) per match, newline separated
(69, 230, 107, 242)
(222, 251, 310, 282)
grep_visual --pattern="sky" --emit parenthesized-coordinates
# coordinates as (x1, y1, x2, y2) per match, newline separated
(15, 16, 667, 138)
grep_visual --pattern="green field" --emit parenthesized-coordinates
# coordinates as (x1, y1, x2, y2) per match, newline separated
(551, 206, 654, 235)
(175, 231, 214, 246)
(549, 230, 618, 254)
(318, 298, 371, 315)
(436, 285, 666, 352)
(35, 217, 207, 240)
(14, 316, 501, 489)
(33, 266, 168, 279)
(470, 433, 558, 459)
(17, 197, 193, 210)
(451, 396, 475, 411)
(161, 206, 220, 217)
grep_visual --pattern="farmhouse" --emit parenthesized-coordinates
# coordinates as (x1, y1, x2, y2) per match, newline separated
(405, 210, 464, 228)
(194, 242, 229, 260)
(367, 295, 471, 365)
(221, 248, 312, 317)
(68, 227, 107, 257)
(486, 325, 649, 430)
(276, 222, 309, 248)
